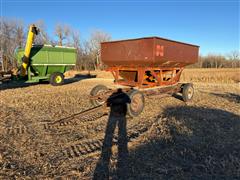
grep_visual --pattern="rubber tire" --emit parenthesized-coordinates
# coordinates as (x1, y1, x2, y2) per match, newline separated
(182, 83, 194, 102)
(50, 72, 64, 86)
(90, 84, 108, 106)
(127, 90, 145, 117)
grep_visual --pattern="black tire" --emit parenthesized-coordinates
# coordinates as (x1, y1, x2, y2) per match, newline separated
(50, 72, 64, 86)
(182, 83, 194, 102)
(127, 90, 145, 117)
(90, 84, 108, 106)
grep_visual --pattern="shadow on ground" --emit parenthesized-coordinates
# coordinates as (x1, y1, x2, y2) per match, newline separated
(0, 81, 39, 90)
(0, 74, 96, 90)
(93, 89, 131, 179)
(172, 92, 184, 101)
(94, 103, 240, 179)
(64, 74, 96, 85)
(210, 92, 240, 103)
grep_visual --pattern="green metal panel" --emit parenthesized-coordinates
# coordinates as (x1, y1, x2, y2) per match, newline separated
(15, 45, 76, 82)
(48, 51, 62, 64)
(16, 45, 76, 65)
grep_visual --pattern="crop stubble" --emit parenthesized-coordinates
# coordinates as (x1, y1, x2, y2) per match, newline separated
(0, 71, 240, 179)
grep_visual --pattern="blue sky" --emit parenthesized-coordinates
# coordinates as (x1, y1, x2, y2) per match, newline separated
(1, 0, 239, 55)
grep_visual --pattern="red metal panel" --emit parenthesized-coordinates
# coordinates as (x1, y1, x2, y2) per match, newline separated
(101, 36, 199, 68)
(154, 38, 199, 67)
(108, 67, 183, 88)
(101, 38, 154, 67)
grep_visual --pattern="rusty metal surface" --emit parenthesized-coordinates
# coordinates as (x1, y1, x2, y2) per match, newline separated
(108, 67, 183, 88)
(101, 36, 199, 68)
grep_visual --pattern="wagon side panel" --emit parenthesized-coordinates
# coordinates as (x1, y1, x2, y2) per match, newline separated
(101, 37, 199, 68)
(154, 38, 199, 67)
(101, 38, 155, 67)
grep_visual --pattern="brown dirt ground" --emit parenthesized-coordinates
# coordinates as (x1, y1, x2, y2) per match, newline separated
(0, 71, 240, 179)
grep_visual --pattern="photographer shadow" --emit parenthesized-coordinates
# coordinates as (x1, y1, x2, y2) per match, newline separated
(93, 89, 131, 180)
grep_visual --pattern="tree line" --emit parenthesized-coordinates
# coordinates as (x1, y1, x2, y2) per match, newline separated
(0, 18, 111, 71)
(188, 52, 240, 68)
(0, 18, 239, 72)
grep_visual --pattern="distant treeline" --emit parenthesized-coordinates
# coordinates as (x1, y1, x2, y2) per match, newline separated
(0, 18, 239, 71)
(187, 52, 240, 68)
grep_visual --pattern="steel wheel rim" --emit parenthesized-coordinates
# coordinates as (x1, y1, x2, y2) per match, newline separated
(55, 76, 62, 83)
(187, 87, 194, 99)
(96, 89, 106, 105)
(130, 93, 143, 113)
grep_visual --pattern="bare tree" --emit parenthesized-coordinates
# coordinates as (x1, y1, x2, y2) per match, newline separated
(15, 21, 25, 48)
(228, 51, 240, 61)
(34, 20, 50, 45)
(227, 51, 240, 68)
(54, 23, 70, 46)
(89, 30, 111, 52)
(0, 18, 25, 70)
(71, 29, 80, 48)
(87, 30, 111, 69)
(70, 28, 84, 70)
(189, 52, 240, 69)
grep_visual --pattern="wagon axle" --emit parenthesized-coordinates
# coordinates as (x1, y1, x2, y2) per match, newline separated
(90, 83, 194, 117)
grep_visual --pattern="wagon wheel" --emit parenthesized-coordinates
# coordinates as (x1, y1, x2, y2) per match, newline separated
(182, 83, 194, 102)
(127, 90, 145, 117)
(50, 72, 64, 86)
(90, 84, 108, 106)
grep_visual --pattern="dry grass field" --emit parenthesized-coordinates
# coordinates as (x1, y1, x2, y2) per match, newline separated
(66, 68, 240, 83)
(181, 68, 240, 83)
(0, 68, 239, 179)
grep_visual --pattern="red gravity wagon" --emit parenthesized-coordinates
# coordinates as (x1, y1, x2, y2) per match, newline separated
(90, 37, 199, 117)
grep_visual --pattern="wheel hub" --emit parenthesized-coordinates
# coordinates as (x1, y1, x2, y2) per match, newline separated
(130, 93, 143, 113)
(96, 90, 107, 105)
(187, 87, 194, 99)
(55, 76, 62, 83)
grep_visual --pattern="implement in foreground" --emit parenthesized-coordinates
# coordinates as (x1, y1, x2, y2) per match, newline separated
(90, 37, 199, 117)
